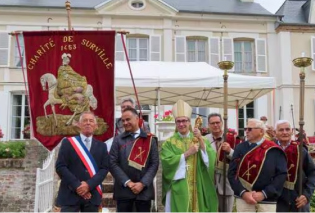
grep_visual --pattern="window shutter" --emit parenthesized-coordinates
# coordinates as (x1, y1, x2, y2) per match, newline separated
(115, 34, 126, 61)
(255, 38, 267, 73)
(222, 37, 234, 71)
(311, 37, 315, 70)
(0, 32, 9, 66)
(175, 36, 186, 62)
(150, 35, 161, 61)
(209, 37, 220, 67)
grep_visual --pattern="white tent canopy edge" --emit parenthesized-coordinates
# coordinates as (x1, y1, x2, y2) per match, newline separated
(114, 61, 275, 108)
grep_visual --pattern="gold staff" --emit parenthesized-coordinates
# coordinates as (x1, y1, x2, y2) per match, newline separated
(65, 1, 72, 30)
(218, 59, 234, 212)
(292, 54, 312, 211)
(191, 116, 203, 212)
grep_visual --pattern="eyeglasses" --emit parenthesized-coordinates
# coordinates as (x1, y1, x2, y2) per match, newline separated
(175, 119, 189, 124)
(209, 122, 221, 125)
(244, 127, 261, 132)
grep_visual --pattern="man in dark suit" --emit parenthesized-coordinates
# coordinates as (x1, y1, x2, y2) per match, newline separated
(55, 112, 109, 212)
(110, 107, 159, 212)
(274, 120, 315, 212)
(228, 118, 287, 212)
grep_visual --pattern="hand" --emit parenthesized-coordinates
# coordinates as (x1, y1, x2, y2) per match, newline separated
(296, 195, 308, 208)
(184, 144, 199, 158)
(81, 192, 92, 200)
(76, 181, 90, 196)
(193, 128, 202, 139)
(241, 192, 257, 205)
(252, 191, 265, 202)
(130, 182, 144, 194)
(221, 142, 231, 153)
(127, 181, 136, 189)
(193, 128, 205, 151)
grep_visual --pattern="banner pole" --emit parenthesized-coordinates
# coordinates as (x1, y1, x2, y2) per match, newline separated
(65, 1, 72, 30)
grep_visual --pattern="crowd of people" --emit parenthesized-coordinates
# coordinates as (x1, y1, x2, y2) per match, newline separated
(55, 97, 315, 212)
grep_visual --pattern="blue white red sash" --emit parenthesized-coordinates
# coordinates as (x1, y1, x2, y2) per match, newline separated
(68, 136, 102, 196)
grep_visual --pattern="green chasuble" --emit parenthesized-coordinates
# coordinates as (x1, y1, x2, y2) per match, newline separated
(161, 132, 218, 212)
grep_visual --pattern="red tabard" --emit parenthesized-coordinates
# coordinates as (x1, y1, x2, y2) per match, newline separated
(216, 129, 236, 170)
(128, 134, 153, 171)
(237, 140, 283, 191)
(283, 141, 299, 190)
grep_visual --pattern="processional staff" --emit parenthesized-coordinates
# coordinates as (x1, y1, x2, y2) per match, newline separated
(292, 53, 312, 212)
(218, 59, 234, 213)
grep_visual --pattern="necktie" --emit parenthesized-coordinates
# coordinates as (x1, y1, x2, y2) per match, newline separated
(85, 138, 91, 151)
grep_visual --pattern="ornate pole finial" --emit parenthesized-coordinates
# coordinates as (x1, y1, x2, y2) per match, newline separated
(65, 1, 72, 30)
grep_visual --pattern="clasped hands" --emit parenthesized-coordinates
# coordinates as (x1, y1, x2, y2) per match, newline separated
(127, 181, 144, 194)
(76, 181, 91, 200)
(242, 191, 265, 204)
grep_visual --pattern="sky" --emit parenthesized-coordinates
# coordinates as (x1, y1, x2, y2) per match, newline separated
(255, 0, 286, 13)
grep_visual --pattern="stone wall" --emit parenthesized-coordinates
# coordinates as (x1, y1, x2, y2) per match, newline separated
(0, 140, 49, 212)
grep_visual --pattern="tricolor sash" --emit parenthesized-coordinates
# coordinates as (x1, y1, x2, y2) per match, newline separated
(237, 140, 283, 191)
(68, 136, 102, 196)
(128, 134, 153, 171)
(283, 141, 299, 190)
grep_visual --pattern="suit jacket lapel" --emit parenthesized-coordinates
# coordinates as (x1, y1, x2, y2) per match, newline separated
(89, 138, 97, 157)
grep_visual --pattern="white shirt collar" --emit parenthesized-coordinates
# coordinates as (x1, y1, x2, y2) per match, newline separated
(132, 128, 141, 138)
(277, 140, 291, 150)
(178, 131, 190, 138)
(80, 133, 93, 143)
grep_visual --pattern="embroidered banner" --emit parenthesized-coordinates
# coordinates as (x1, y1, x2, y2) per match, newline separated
(23, 31, 115, 150)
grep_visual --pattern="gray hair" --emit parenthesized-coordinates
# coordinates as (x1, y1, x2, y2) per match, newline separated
(275, 120, 291, 130)
(79, 111, 97, 123)
(247, 118, 266, 133)
(121, 97, 135, 107)
(207, 112, 222, 122)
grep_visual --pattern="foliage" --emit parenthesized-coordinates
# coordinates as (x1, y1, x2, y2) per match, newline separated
(0, 141, 26, 158)
(154, 110, 174, 121)
(311, 191, 315, 212)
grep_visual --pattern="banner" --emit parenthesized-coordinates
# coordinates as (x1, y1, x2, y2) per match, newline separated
(22, 31, 115, 150)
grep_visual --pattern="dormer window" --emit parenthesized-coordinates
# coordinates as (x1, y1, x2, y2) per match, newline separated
(129, 0, 145, 10)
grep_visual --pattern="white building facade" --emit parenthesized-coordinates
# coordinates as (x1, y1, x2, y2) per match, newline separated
(0, 0, 314, 141)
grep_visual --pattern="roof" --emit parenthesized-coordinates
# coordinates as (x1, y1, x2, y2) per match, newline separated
(162, 0, 275, 16)
(0, 0, 106, 9)
(276, 0, 310, 24)
(0, 0, 276, 16)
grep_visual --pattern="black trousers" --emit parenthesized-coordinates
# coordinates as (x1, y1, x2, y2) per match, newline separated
(60, 200, 99, 212)
(116, 199, 151, 212)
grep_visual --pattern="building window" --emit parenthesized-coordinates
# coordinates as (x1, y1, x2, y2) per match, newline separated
(187, 39, 207, 62)
(238, 101, 255, 137)
(14, 35, 25, 67)
(11, 94, 30, 140)
(234, 40, 254, 73)
(127, 38, 148, 61)
(129, 0, 145, 10)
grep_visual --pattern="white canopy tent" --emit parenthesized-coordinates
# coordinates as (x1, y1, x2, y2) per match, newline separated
(115, 61, 275, 108)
